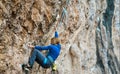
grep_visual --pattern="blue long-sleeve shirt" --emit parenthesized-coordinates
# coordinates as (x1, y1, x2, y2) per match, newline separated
(34, 31, 61, 61)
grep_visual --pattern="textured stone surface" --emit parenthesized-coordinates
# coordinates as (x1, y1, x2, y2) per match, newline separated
(0, 0, 120, 74)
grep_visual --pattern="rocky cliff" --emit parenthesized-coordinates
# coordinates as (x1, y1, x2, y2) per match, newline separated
(0, 0, 120, 74)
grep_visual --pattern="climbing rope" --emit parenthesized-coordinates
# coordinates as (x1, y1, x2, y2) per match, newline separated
(57, 7, 67, 27)
(55, 0, 69, 29)
(45, 0, 69, 45)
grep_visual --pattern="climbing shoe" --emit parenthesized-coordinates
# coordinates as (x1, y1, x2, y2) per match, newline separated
(22, 64, 31, 71)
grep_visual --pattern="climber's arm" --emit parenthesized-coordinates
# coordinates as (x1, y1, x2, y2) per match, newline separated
(34, 45, 50, 51)
(55, 31, 59, 38)
(28, 44, 50, 50)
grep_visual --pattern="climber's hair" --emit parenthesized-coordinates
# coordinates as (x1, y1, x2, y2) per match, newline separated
(51, 37, 60, 45)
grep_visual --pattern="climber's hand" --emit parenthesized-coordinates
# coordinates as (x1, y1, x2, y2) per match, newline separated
(54, 26, 57, 31)
(28, 44, 34, 49)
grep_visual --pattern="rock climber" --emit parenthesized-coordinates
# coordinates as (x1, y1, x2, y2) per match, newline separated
(22, 30, 61, 71)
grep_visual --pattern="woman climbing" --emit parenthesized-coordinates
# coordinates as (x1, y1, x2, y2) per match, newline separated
(22, 29, 61, 71)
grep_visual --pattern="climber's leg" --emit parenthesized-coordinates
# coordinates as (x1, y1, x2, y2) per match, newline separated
(35, 56, 52, 68)
(28, 49, 45, 68)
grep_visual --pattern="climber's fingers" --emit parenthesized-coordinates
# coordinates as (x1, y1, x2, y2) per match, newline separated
(54, 24, 57, 31)
(28, 45, 34, 49)
(55, 26, 57, 31)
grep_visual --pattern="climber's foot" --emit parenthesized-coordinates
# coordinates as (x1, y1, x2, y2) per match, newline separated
(22, 64, 31, 74)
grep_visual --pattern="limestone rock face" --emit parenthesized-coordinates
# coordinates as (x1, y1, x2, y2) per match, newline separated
(0, 0, 120, 74)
